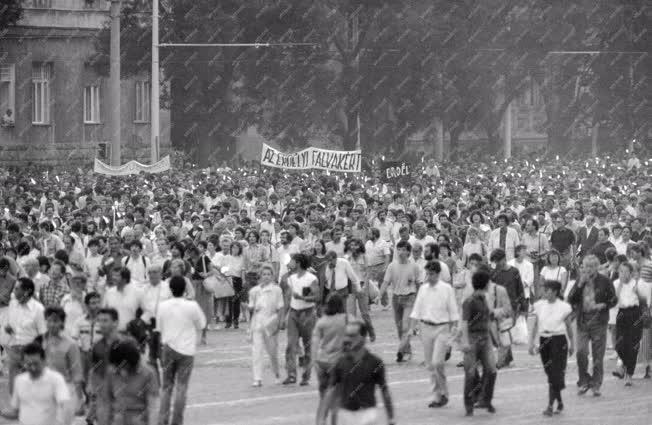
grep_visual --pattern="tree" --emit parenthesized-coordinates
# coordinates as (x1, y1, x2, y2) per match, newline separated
(0, 0, 23, 32)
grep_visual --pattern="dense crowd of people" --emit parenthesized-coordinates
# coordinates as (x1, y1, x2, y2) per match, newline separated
(0, 147, 649, 425)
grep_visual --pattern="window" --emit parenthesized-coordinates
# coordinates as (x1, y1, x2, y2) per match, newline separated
(135, 80, 151, 122)
(84, 85, 101, 123)
(31, 0, 52, 8)
(0, 65, 15, 127)
(32, 63, 52, 125)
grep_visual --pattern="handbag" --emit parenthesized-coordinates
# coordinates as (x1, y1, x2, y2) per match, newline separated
(202, 257, 235, 298)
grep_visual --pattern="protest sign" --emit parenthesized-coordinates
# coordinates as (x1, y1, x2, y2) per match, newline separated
(381, 161, 412, 183)
(260, 143, 361, 173)
(94, 156, 171, 176)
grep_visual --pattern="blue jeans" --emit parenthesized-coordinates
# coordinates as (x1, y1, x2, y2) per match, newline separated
(159, 345, 194, 425)
(392, 293, 416, 355)
(463, 333, 497, 409)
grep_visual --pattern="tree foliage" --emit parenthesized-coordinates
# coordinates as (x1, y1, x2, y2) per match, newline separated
(0, 0, 23, 32)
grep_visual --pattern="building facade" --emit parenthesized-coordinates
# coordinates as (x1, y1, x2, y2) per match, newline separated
(0, 0, 169, 166)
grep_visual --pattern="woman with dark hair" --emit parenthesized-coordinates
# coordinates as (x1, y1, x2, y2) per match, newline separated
(613, 261, 649, 385)
(106, 338, 159, 425)
(312, 293, 348, 399)
(188, 244, 212, 345)
(529, 280, 574, 416)
(344, 238, 375, 342)
(540, 249, 568, 293)
(223, 241, 245, 329)
(311, 239, 328, 272)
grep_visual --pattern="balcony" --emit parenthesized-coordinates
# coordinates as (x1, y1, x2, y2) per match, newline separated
(21, 0, 110, 29)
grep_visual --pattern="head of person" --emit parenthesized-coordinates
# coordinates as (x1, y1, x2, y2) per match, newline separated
(618, 261, 634, 283)
(44, 306, 66, 336)
(50, 260, 66, 281)
(515, 244, 527, 260)
(169, 258, 186, 277)
(396, 240, 412, 261)
(22, 257, 39, 278)
(467, 253, 484, 272)
(471, 268, 490, 292)
(109, 338, 141, 377)
(169, 275, 186, 298)
(325, 250, 338, 268)
(496, 214, 509, 228)
(129, 240, 143, 257)
(546, 249, 561, 267)
(342, 319, 368, 355)
(14, 277, 35, 304)
(542, 280, 563, 302)
(324, 292, 345, 316)
(412, 242, 423, 259)
(597, 227, 610, 243)
(290, 253, 310, 272)
(22, 342, 46, 379)
(582, 255, 599, 278)
(424, 260, 441, 286)
(489, 249, 506, 268)
(97, 307, 119, 336)
(148, 264, 163, 285)
(85, 292, 102, 316)
(424, 242, 439, 261)
(259, 265, 275, 284)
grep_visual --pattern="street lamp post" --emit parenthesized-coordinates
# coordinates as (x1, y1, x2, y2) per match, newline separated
(151, 0, 160, 163)
(109, 0, 121, 166)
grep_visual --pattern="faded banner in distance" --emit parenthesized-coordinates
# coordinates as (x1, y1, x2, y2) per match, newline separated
(94, 156, 171, 176)
(261, 143, 361, 172)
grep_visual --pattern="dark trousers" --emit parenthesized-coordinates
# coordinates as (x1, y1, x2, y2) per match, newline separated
(226, 277, 243, 325)
(285, 307, 316, 381)
(148, 329, 162, 386)
(576, 322, 607, 389)
(540, 335, 568, 392)
(160, 345, 194, 425)
(463, 334, 497, 409)
(616, 307, 643, 376)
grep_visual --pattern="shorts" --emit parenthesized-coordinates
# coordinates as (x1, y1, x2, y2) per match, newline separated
(338, 407, 380, 425)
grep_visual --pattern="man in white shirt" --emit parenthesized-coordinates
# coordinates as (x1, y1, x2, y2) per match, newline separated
(487, 214, 520, 262)
(323, 251, 361, 310)
(141, 265, 171, 378)
(1, 342, 70, 425)
(277, 231, 300, 279)
(84, 238, 104, 293)
(282, 253, 319, 386)
(5, 277, 47, 395)
(508, 245, 534, 303)
(412, 220, 436, 247)
(122, 240, 150, 287)
(408, 261, 459, 408)
(157, 275, 206, 425)
(325, 228, 346, 257)
(365, 228, 391, 283)
(103, 267, 144, 331)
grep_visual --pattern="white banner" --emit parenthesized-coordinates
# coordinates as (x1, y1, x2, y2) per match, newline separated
(261, 143, 361, 173)
(94, 156, 171, 176)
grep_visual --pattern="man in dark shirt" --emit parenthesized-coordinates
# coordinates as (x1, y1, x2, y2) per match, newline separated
(90, 307, 121, 425)
(317, 320, 395, 425)
(490, 249, 525, 368)
(589, 228, 615, 265)
(460, 269, 497, 416)
(550, 213, 576, 270)
(567, 255, 617, 397)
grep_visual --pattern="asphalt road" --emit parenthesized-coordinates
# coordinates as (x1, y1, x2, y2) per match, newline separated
(1, 306, 651, 425)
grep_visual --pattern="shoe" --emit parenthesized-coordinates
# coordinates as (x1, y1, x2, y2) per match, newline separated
(274, 376, 282, 385)
(465, 408, 474, 417)
(577, 385, 590, 396)
(299, 378, 310, 386)
(282, 377, 296, 385)
(624, 375, 633, 387)
(234, 323, 239, 329)
(252, 380, 262, 387)
(555, 402, 564, 414)
(456, 361, 464, 368)
(644, 365, 651, 379)
(543, 407, 553, 417)
(474, 401, 495, 412)
(612, 369, 624, 379)
(369, 333, 376, 343)
(608, 352, 619, 360)
(225, 323, 232, 329)
(427, 396, 448, 408)
(396, 352, 404, 363)
(592, 388, 601, 397)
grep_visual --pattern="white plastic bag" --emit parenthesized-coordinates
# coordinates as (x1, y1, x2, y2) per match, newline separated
(512, 315, 529, 345)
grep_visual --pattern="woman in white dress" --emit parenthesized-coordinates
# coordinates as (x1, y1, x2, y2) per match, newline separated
(248, 265, 284, 387)
(540, 250, 568, 294)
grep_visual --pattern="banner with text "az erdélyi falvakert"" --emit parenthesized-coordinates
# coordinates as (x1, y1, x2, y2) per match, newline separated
(260, 143, 361, 173)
